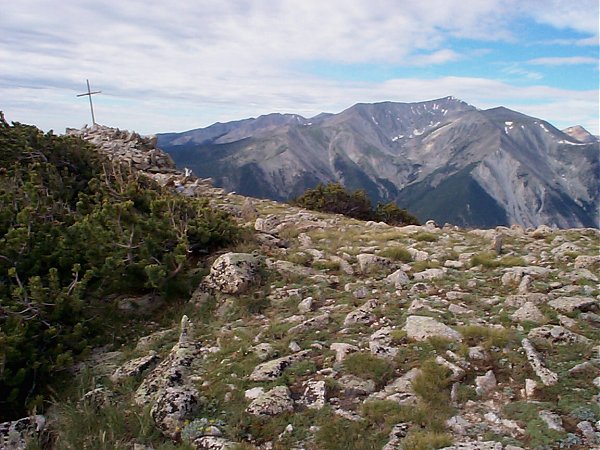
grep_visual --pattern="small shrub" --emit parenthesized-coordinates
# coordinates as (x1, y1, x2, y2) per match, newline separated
(470, 252, 525, 269)
(412, 360, 453, 408)
(291, 182, 419, 226)
(343, 353, 395, 388)
(378, 246, 412, 262)
(426, 336, 454, 353)
(315, 415, 385, 450)
(414, 232, 437, 242)
(373, 202, 420, 226)
(459, 325, 513, 349)
(361, 400, 406, 431)
(402, 431, 453, 450)
(312, 260, 341, 272)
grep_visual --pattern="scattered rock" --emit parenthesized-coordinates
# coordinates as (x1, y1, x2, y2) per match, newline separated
(252, 343, 274, 360)
(511, 302, 546, 323)
(548, 296, 598, 314)
(413, 268, 446, 281)
(338, 375, 377, 396)
(79, 387, 115, 410)
(385, 269, 410, 288)
(110, 351, 160, 382)
(249, 350, 311, 381)
(574, 255, 600, 269)
(403, 315, 462, 342)
(475, 370, 497, 396)
(440, 440, 503, 450)
(151, 386, 200, 439)
(356, 254, 393, 274)
(330, 342, 359, 363)
(577, 420, 600, 446)
(193, 436, 235, 449)
(0, 415, 46, 450)
(203, 252, 264, 295)
(246, 386, 294, 416)
(135, 315, 203, 406)
(521, 338, 558, 386)
(343, 299, 378, 326)
(369, 326, 398, 358)
(297, 296, 314, 314)
(287, 313, 330, 334)
(528, 325, 590, 345)
(382, 423, 409, 450)
(539, 410, 565, 432)
(300, 380, 327, 409)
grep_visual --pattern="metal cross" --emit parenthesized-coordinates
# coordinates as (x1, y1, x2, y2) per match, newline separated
(77, 79, 101, 125)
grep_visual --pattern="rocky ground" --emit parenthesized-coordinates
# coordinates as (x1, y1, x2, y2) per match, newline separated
(2, 126, 599, 450)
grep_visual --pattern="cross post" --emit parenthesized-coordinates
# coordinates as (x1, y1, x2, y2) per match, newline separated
(77, 79, 101, 125)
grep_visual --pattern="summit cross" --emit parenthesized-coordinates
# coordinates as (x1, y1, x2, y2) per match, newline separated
(77, 79, 101, 125)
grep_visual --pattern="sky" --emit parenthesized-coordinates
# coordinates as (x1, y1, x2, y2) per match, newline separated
(1, 0, 598, 135)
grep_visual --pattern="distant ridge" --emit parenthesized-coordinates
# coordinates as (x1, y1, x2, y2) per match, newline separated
(158, 97, 599, 229)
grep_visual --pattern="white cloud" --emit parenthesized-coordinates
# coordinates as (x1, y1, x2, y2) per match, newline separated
(0, 0, 598, 135)
(521, 0, 600, 37)
(528, 56, 599, 66)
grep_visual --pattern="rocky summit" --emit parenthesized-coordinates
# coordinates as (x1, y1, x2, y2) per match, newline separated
(3, 125, 599, 450)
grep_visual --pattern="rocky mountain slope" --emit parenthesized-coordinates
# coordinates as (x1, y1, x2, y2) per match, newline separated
(158, 97, 599, 229)
(3, 125, 599, 450)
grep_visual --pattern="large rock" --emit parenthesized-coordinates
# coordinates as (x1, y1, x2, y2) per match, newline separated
(135, 315, 203, 405)
(356, 254, 393, 274)
(330, 343, 359, 363)
(110, 351, 160, 382)
(249, 350, 311, 381)
(151, 386, 200, 439)
(521, 338, 558, 386)
(203, 252, 264, 295)
(413, 268, 446, 281)
(440, 441, 503, 450)
(528, 325, 591, 346)
(287, 313, 330, 334)
(193, 436, 235, 449)
(403, 315, 462, 342)
(338, 375, 377, 396)
(246, 386, 294, 416)
(385, 269, 410, 289)
(548, 296, 598, 314)
(475, 370, 497, 396)
(343, 299, 378, 326)
(369, 326, 399, 358)
(0, 415, 46, 450)
(300, 380, 327, 409)
(511, 302, 546, 323)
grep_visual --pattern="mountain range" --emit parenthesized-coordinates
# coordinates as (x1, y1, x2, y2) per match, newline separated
(157, 97, 599, 229)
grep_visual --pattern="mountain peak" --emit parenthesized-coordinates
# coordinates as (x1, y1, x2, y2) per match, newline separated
(562, 125, 598, 143)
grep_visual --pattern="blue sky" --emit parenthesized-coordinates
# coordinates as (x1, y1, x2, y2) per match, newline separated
(1, 0, 598, 134)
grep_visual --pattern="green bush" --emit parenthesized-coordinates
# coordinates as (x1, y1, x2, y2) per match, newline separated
(412, 360, 453, 408)
(343, 352, 395, 388)
(378, 246, 412, 262)
(0, 115, 239, 419)
(291, 182, 372, 220)
(291, 182, 419, 226)
(414, 232, 437, 242)
(373, 202, 420, 226)
(470, 252, 525, 269)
